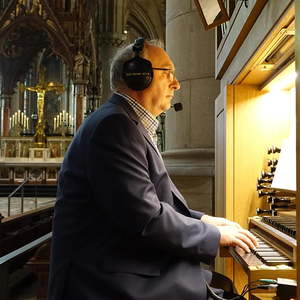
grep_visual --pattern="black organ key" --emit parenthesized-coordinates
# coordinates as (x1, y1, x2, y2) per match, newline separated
(267, 197, 292, 204)
(261, 216, 296, 238)
(270, 204, 296, 210)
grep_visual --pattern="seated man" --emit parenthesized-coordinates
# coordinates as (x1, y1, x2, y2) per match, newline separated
(48, 38, 256, 300)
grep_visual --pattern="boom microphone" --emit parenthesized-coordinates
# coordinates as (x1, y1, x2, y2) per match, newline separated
(171, 102, 183, 111)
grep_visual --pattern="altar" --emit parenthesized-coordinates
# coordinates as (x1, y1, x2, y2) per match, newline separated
(0, 136, 71, 184)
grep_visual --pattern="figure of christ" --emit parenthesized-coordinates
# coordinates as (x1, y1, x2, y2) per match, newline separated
(24, 68, 64, 146)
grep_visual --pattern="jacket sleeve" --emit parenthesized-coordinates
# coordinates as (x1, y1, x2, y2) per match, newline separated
(86, 113, 220, 262)
(189, 209, 204, 220)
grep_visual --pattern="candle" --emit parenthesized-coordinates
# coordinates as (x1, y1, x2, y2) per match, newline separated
(18, 110, 21, 123)
(12, 114, 15, 126)
(54, 117, 56, 130)
(9, 117, 11, 129)
(26, 117, 29, 130)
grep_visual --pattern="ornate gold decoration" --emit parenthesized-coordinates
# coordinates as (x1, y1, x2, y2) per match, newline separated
(46, 19, 57, 31)
(15, 0, 43, 17)
(20, 67, 65, 148)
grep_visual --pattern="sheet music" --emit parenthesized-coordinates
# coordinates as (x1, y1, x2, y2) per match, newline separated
(271, 129, 296, 192)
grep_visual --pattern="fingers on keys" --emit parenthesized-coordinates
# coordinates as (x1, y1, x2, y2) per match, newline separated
(235, 229, 257, 252)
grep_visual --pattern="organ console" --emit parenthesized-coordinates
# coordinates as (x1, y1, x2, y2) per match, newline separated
(230, 215, 296, 284)
(214, 2, 298, 298)
(228, 143, 297, 298)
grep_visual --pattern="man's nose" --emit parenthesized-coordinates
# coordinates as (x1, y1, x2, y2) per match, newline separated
(171, 77, 180, 90)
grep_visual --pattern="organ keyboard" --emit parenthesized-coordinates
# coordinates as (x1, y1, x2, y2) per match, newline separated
(229, 215, 296, 297)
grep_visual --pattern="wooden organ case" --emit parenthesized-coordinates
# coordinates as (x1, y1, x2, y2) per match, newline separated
(214, 1, 299, 299)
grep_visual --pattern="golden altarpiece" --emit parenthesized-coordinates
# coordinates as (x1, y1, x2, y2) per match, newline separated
(0, 0, 101, 185)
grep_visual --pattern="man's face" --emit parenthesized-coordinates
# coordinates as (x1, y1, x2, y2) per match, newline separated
(142, 45, 180, 116)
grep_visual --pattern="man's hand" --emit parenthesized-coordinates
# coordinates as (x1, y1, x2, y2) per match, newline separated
(201, 215, 241, 228)
(201, 215, 257, 253)
(217, 225, 257, 253)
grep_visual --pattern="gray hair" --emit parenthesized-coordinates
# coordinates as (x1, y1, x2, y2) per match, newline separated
(110, 39, 164, 92)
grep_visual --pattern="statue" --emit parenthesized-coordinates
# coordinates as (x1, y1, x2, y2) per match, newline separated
(16, 0, 26, 16)
(20, 67, 65, 147)
(74, 51, 90, 81)
(30, 0, 42, 15)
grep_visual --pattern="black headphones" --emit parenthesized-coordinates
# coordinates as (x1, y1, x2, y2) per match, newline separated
(122, 37, 153, 91)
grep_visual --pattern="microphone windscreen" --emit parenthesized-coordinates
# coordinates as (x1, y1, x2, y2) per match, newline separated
(173, 102, 183, 111)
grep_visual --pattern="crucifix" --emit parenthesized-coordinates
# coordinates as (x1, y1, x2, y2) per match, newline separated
(20, 67, 65, 147)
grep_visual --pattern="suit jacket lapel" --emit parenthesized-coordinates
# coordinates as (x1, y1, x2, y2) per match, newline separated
(109, 94, 162, 158)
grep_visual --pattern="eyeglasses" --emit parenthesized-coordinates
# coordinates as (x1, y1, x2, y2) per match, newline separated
(152, 67, 176, 81)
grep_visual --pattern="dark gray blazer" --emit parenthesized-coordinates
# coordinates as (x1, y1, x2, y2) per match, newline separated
(48, 93, 221, 300)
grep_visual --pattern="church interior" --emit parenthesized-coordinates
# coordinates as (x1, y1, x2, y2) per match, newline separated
(0, 0, 299, 299)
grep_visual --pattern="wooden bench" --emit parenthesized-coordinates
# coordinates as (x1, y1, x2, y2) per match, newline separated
(0, 205, 53, 257)
(26, 240, 52, 298)
(0, 232, 52, 300)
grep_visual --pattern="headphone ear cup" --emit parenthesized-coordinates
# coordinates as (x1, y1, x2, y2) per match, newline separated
(123, 56, 153, 91)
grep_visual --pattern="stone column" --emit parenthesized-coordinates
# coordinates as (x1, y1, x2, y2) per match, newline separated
(98, 0, 128, 105)
(74, 83, 87, 131)
(99, 34, 126, 104)
(164, 0, 220, 215)
(1, 95, 12, 136)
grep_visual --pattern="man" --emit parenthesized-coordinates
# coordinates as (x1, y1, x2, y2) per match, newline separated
(48, 39, 256, 300)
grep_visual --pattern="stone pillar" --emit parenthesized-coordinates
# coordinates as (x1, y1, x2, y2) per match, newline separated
(98, 0, 128, 105)
(99, 34, 126, 104)
(74, 83, 87, 131)
(164, 0, 220, 215)
(1, 95, 12, 136)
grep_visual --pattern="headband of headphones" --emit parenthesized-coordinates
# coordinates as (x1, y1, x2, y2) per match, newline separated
(122, 37, 153, 91)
